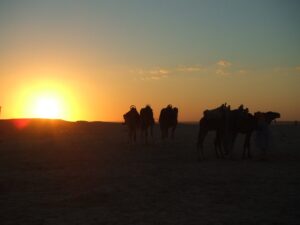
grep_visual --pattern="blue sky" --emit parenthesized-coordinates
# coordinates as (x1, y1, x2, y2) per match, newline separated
(1, 0, 300, 121)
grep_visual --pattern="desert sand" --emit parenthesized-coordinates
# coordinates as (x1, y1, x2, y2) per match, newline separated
(0, 119, 299, 225)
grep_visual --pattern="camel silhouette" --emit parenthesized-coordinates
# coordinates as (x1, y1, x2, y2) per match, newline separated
(213, 106, 252, 158)
(140, 105, 155, 144)
(197, 103, 231, 160)
(159, 104, 178, 140)
(214, 110, 280, 159)
(123, 105, 140, 143)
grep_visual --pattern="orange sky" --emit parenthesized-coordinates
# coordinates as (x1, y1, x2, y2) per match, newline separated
(1, 1, 300, 121)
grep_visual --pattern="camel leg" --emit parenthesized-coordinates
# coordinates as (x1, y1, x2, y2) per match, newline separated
(243, 133, 252, 159)
(247, 133, 252, 158)
(160, 127, 164, 140)
(227, 133, 237, 157)
(247, 142, 252, 158)
(260, 147, 267, 161)
(140, 128, 144, 141)
(242, 146, 247, 159)
(197, 139, 205, 161)
(197, 129, 207, 161)
(171, 126, 176, 139)
(128, 131, 131, 144)
(133, 128, 137, 143)
(214, 132, 224, 159)
(242, 135, 247, 159)
(219, 135, 225, 159)
(129, 128, 133, 144)
(145, 128, 148, 144)
(214, 137, 219, 158)
(150, 125, 154, 142)
(218, 142, 224, 159)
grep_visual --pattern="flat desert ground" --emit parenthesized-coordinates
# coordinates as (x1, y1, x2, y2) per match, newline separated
(0, 119, 299, 225)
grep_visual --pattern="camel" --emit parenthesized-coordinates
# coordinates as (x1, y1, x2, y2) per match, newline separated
(214, 107, 254, 158)
(123, 105, 140, 143)
(159, 105, 178, 140)
(197, 103, 231, 160)
(233, 112, 256, 159)
(214, 110, 280, 159)
(140, 105, 155, 144)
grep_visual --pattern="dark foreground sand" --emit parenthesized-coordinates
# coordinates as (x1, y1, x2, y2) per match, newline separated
(0, 119, 299, 225)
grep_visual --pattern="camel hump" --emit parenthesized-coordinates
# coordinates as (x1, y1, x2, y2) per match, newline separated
(141, 105, 153, 115)
(203, 104, 226, 120)
(159, 105, 178, 128)
(130, 105, 137, 110)
(172, 107, 178, 122)
(123, 111, 130, 122)
(140, 108, 154, 120)
(140, 105, 155, 126)
(159, 108, 166, 123)
(124, 105, 140, 121)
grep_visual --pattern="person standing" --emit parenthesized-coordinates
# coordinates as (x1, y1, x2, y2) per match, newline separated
(255, 113, 270, 160)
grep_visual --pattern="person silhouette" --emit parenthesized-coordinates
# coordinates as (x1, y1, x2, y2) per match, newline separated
(255, 113, 270, 160)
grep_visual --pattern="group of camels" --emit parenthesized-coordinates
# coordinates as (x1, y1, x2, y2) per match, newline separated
(197, 103, 280, 160)
(123, 103, 280, 160)
(123, 104, 178, 144)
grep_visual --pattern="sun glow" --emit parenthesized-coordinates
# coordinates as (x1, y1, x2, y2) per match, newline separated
(32, 96, 62, 119)
(13, 79, 81, 121)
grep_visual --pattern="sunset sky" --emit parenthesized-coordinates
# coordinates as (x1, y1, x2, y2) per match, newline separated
(1, 0, 299, 121)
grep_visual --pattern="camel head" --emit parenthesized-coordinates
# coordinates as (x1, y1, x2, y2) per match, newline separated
(254, 111, 280, 124)
(265, 111, 280, 124)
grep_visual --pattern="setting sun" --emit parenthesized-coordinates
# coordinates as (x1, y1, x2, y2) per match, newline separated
(9, 79, 81, 121)
(32, 96, 62, 119)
